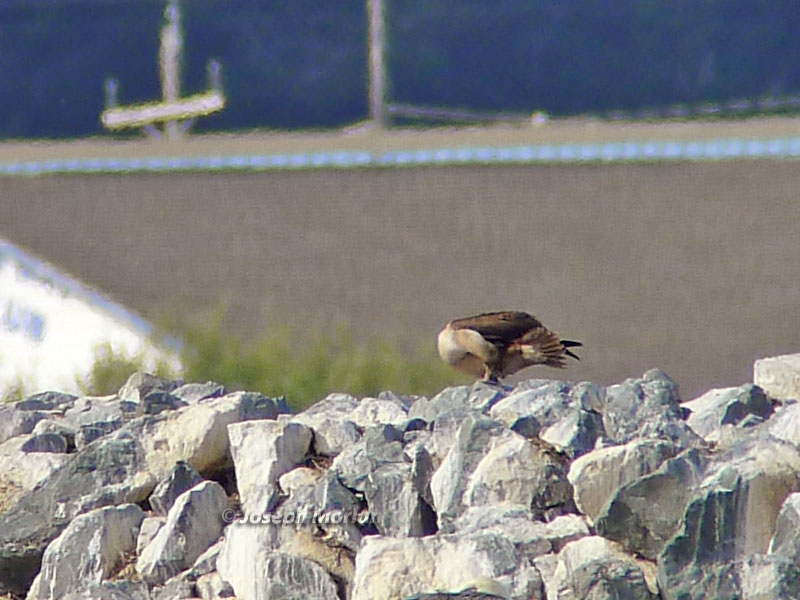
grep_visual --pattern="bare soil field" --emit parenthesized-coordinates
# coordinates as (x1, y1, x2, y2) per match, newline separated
(2, 122, 800, 399)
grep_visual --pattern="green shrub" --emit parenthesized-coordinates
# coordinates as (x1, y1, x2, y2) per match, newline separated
(1, 376, 29, 404)
(77, 342, 177, 397)
(172, 309, 465, 410)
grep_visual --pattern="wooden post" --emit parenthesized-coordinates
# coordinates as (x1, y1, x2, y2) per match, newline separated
(160, 0, 183, 140)
(367, 0, 387, 128)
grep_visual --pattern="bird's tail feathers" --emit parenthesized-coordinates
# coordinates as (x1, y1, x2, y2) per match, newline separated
(519, 331, 581, 368)
(561, 340, 582, 361)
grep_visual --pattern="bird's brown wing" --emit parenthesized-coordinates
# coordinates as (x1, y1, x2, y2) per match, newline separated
(450, 311, 543, 346)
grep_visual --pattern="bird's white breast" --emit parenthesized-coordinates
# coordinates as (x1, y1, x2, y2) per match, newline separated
(437, 326, 465, 365)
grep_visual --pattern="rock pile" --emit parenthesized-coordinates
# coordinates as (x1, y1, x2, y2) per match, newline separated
(1, 355, 799, 599)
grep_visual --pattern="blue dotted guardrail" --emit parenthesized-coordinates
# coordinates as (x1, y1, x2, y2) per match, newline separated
(2, 137, 800, 175)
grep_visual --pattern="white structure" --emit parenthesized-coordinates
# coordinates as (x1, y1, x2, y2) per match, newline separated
(0, 237, 181, 398)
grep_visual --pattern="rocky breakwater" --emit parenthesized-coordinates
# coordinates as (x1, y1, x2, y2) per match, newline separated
(0, 353, 799, 599)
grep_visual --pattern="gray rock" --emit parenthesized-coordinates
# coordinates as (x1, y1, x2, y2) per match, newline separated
(61, 580, 150, 600)
(350, 396, 409, 427)
(0, 429, 152, 595)
(139, 390, 281, 479)
(0, 435, 73, 511)
(551, 536, 658, 600)
(16, 391, 77, 413)
(754, 353, 800, 403)
(151, 575, 195, 600)
(0, 396, 72, 449)
(188, 538, 223, 578)
(117, 372, 180, 403)
(539, 407, 604, 459)
(603, 369, 700, 447)
(28, 503, 144, 600)
(65, 397, 126, 449)
(533, 553, 559, 600)
(378, 389, 417, 410)
(428, 410, 476, 464)
(508, 415, 541, 439)
(409, 382, 508, 422)
(195, 572, 235, 599)
(280, 469, 365, 553)
(739, 554, 800, 600)
(453, 504, 589, 561)
(135, 390, 186, 416)
(136, 516, 165, 556)
(488, 380, 574, 426)
(171, 381, 226, 404)
(431, 416, 572, 532)
(364, 460, 437, 537)
(596, 447, 708, 559)
(490, 380, 605, 458)
(768, 492, 800, 559)
(1, 391, 279, 596)
(252, 552, 340, 600)
(403, 589, 511, 599)
(766, 402, 800, 445)
(20, 433, 69, 454)
(657, 434, 800, 600)
(290, 392, 361, 456)
(217, 517, 352, 600)
(149, 460, 204, 515)
(136, 480, 228, 584)
(0, 406, 50, 445)
(352, 531, 540, 600)
(332, 424, 407, 492)
(683, 384, 773, 441)
(227, 419, 312, 514)
(567, 438, 683, 522)
(31, 419, 78, 450)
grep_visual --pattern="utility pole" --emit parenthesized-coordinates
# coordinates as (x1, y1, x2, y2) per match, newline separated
(160, 0, 183, 140)
(367, 0, 387, 128)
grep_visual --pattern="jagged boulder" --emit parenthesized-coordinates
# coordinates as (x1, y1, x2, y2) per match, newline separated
(490, 380, 605, 458)
(351, 532, 542, 600)
(227, 419, 312, 513)
(135, 480, 228, 584)
(27, 504, 144, 600)
(567, 438, 683, 522)
(595, 447, 708, 559)
(550, 536, 658, 600)
(657, 433, 800, 600)
(4, 356, 800, 600)
(148, 460, 204, 516)
(0, 392, 76, 445)
(754, 353, 800, 402)
(0, 385, 281, 595)
(290, 392, 361, 456)
(682, 384, 773, 441)
(431, 416, 572, 531)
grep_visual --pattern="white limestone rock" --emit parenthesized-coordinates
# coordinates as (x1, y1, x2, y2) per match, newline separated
(567, 438, 682, 522)
(754, 353, 800, 402)
(28, 503, 144, 600)
(135, 480, 228, 585)
(227, 419, 312, 514)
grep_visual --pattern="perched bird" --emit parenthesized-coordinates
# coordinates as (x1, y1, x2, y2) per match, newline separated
(437, 311, 581, 383)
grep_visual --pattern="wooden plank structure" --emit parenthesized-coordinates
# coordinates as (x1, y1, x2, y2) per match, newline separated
(100, 0, 225, 140)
